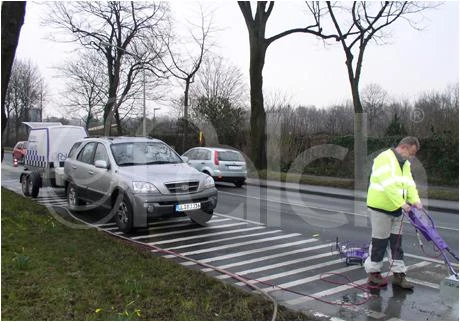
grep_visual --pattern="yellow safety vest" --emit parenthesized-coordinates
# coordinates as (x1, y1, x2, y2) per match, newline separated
(367, 149, 420, 211)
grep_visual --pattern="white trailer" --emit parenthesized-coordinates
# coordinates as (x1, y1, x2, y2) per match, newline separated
(20, 122, 88, 197)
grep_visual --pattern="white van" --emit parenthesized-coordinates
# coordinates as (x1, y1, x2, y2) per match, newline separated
(20, 122, 88, 197)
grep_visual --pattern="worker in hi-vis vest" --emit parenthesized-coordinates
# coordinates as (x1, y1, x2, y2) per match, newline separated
(364, 136, 423, 290)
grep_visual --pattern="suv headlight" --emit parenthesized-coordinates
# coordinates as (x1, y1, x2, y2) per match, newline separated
(132, 181, 159, 194)
(203, 175, 215, 189)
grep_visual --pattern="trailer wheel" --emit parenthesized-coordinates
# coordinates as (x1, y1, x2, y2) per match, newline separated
(28, 172, 40, 198)
(21, 175, 30, 196)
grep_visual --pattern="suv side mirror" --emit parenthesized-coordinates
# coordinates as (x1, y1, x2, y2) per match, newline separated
(181, 156, 189, 163)
(95, 160, 109, 169)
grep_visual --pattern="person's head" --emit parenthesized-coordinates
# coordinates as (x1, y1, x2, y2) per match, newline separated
(395, 136, 420, 160)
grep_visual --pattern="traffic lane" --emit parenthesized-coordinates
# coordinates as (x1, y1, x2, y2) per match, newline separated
(2, 162, 457, 256)
(2, 171, 458, 320)
(216, 184, 459, 239)
(215, 186, 459, 259)
(216, 183, 459, 232)
(285, 280, 458, 321)
(83, 204, 458, 321)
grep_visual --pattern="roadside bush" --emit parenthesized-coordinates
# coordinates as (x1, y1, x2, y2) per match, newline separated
(283, 134, 458, 186)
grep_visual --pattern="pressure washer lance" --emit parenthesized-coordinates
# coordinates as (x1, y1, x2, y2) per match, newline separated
(405, 206, 458, 280)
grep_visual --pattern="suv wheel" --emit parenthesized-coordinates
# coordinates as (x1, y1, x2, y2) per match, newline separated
(115, 194, 133, 233)
(67, 183, 81, 210)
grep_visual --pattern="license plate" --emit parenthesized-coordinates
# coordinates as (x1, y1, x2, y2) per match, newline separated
(176, 202, 201, 212)
(228, 166, 242, 170)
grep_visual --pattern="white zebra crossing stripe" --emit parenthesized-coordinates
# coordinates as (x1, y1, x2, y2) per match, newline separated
(200, 243, 335, 273)
(284, 261, 432, 306)
(94, 222, 117, 228)
(256, 260, 359, 290)
(164, 233, 301, 257)
(166, 229, 279, 250)
(235, 260, 357, 288)
(125, 218, 232, 236)
(216, 251, 339, 280)
(134, 222, 247, 240)
(178, 238, 318, 266)
(151, 226, 265, 246)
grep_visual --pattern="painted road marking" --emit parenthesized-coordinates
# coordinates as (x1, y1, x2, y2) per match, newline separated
(405, 252, 459, 267)
(95, 216, 191, 228)
(216, 251, 339, 280)
(285, 261, 432, 305)
(255, 260, 359, 290)
(126, 218, 232, 237)
(151, 226, 265, 246)
(130, 222, 247, 240)
(165, 233, 301, 257)
(201, 243, 335, 273)
(166, 229, 278, 250)
(178, 238, 318, 266)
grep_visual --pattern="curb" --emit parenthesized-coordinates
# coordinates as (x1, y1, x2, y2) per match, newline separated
(245, 181, 459, 214)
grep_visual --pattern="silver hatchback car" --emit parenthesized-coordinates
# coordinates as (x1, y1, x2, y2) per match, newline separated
(64, 137, 218, 233)
(182, 147, 247, 187)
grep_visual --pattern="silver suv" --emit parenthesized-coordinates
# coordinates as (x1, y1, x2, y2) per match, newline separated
(64, 137, 218, 233)
(182, 147, 247, 187)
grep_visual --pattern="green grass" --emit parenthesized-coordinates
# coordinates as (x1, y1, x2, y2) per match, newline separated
(249, 170, 458, 201)
(1, 188, 314, 321)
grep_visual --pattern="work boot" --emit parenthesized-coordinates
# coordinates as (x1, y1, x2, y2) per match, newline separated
(368, 272, 388, 287)
(392, 273, 414, 289)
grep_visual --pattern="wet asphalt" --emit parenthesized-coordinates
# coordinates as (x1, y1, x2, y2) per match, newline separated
(2, 152, 458, 320)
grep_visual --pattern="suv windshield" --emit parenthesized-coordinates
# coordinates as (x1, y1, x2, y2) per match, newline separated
(111, 142, 182, 166)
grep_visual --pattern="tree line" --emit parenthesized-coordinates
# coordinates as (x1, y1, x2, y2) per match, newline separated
(2, 1, 455, 184)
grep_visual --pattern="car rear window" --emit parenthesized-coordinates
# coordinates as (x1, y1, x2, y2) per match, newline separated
(218, 150, 244, 162)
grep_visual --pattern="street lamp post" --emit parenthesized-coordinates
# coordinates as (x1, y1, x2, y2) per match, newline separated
(100, 41, 147, 136)
(142, 68, 146, 136)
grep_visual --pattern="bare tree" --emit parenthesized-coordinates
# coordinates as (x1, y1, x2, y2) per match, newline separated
(361, 83, 388, 136)
(323, 1, 436, 189)
(238, 1, 338, 171)
(412, 83, 459, 137)
(187, 56, 248, 148)
(4, 59, 45, 142)
(57, 51, 106, 129)
(159, 6, 214, 151)
(1, 1, 26, 159)
(190, 56, 247, 108)
(47, 1, 171, 135)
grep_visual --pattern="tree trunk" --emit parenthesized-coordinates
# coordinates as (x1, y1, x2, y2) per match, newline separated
(5, 117, 10, 146)
(248, 32, 268, 171)
(103, 91, 117, 136)
(114, 108, 122, 136)
(354, 112, 367, 190)
(351, 80, 368, 192)
(182, 79, 190, 153)
(346, 58, 368, 192)
(349, 76, 368, 228)
(1, 1, 26, 160)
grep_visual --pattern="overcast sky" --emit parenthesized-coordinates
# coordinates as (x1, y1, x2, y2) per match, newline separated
(15, 1, 459, 119)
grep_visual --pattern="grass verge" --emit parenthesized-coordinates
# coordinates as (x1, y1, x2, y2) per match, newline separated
(1, 188, 313, 321)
